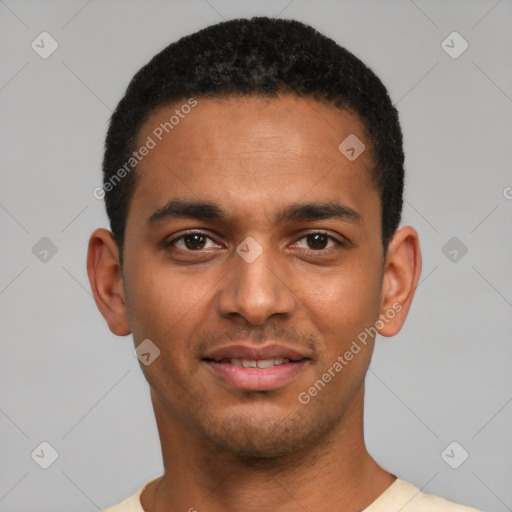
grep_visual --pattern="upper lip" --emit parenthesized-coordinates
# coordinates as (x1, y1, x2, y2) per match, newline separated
(202, 343, 310, 362)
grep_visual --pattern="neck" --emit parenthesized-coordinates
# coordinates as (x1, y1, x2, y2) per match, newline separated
(141, 386, 394, 512)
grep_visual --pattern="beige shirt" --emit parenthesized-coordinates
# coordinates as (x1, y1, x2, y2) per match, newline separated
(103, 477, 481, 511)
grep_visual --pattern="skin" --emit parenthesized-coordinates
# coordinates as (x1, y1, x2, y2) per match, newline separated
(87, 95, 421, 512)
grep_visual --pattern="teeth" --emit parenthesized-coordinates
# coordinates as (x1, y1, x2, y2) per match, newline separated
(256, 359, 274, 369)
(228, 358, 291, 368)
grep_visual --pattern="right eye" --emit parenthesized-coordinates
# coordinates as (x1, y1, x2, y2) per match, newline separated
(165, 231, 221, 251)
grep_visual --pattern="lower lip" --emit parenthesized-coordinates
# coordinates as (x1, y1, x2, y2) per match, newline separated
(203, 360, 309, 391)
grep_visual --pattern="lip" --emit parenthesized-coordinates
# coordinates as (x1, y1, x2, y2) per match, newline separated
(202, 343, 309, 362)
(203, 359, 309, 391)
(202, 343, 311, 392)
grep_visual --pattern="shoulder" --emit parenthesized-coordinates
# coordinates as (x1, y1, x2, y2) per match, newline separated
(102, 478, 158, 512)
(102, 489, 143, 512)
(365, 478, 482, 512)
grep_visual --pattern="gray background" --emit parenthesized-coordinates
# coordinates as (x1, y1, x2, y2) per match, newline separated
(1, 0, 511, 510)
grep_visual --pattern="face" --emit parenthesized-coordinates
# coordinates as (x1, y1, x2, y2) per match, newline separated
(90, 95, 419, 459)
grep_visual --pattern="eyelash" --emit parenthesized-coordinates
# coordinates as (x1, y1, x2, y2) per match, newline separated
(165, 230, 347, 252)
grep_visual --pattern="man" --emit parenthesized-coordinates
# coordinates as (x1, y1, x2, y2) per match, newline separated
(87, 17, 481, 512)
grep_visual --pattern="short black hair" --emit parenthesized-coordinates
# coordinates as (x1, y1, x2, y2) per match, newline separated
(102, 16, 404, 265)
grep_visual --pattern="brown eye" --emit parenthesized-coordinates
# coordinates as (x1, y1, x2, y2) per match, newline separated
(306, 233, 329, 250)
(295, 232, 343, 251)
(183, 233, 207, 250)
(167, 231, 218, 251)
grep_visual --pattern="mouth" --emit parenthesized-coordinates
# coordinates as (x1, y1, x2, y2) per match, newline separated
(206, 356, 298, 368)
(202, 346, 311, 391)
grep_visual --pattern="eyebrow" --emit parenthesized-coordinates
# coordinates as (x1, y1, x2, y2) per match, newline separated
(146, 199, 363, 227)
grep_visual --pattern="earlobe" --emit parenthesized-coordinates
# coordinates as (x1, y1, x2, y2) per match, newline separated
(86, 228, 131, 336)
(377, 226, 422, 337)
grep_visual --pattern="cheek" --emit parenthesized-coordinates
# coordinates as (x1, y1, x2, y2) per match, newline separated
(124, 256, 223, 377)
(297, 257, 382, 335)
(123, 255, 202, 343)
(124, 266, 201, 384)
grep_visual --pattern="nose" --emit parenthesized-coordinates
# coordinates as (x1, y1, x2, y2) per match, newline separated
(215, 238, 296, 325)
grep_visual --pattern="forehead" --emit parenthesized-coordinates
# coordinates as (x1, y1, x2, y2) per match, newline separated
(137, 94, 372, 165)
(128, 95, 378, 230)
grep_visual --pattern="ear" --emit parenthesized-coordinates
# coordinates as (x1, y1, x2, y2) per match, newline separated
(377, 226, 422, 337)
(86, 228, 131, 336)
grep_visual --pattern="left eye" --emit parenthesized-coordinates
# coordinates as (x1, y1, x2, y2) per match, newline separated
(294, 232, 342, 251)
(167, 231, 342, 252)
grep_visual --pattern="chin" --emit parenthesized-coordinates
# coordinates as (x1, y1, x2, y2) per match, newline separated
(195, 406, 341, 463)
